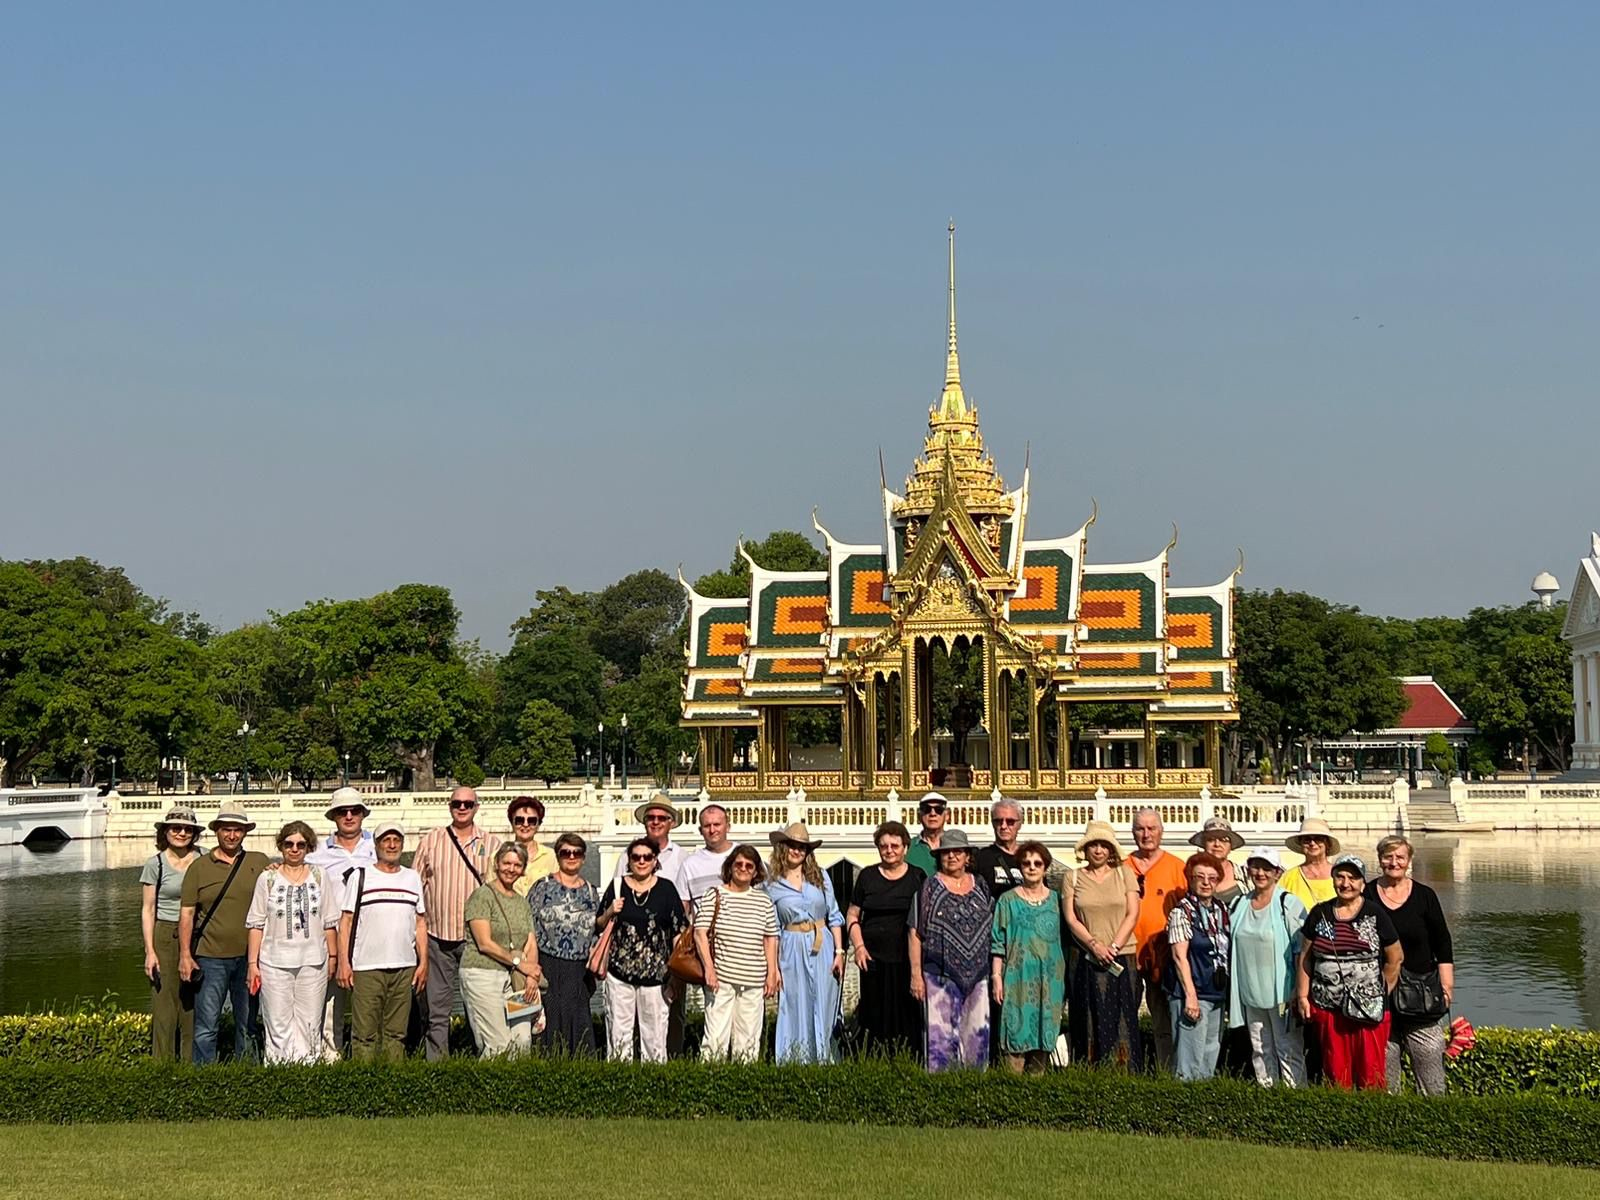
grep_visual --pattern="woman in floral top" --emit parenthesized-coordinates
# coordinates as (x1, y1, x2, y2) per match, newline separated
(527, 832, 601, 1055)
(595, 837, 685, 1062)
(1295, 853, 1402, 1089)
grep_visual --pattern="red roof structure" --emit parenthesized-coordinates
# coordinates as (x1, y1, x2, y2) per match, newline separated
(1391, 676, 1472, 733)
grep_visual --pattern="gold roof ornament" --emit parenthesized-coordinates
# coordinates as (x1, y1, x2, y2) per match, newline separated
(894, 222, 1010, 520)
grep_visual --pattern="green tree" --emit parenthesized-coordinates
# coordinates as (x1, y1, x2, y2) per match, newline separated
(591, 569, 686, 679)
(518, 699, 576, 786)
(693, 530, 826, 598)
(602, 652, 695, 785)
(1424, 732, 1455, 778)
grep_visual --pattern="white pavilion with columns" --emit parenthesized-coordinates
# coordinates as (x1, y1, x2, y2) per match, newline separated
(1562, 533, 1600, 778)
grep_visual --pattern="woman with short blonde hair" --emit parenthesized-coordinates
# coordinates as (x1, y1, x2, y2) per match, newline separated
(1368, 836, 1454, 1094)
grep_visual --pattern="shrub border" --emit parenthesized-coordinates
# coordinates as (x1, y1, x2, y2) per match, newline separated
(1, 1058, 1598, 1167)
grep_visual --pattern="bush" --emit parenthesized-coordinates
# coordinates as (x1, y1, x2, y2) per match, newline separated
(1, 1058, 1599, 1165)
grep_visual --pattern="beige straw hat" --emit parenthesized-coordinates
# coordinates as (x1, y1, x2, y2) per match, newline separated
(1285, 817, 1342, 856)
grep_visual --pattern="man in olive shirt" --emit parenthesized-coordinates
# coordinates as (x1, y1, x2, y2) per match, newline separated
(178, 807, 271, 1064)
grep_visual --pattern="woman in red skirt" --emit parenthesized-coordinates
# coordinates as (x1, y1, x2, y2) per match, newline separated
(1294, 853, 1402, 1088)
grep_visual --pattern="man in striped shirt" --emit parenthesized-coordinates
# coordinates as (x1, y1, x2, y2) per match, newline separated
(412, 787, 503, 1061)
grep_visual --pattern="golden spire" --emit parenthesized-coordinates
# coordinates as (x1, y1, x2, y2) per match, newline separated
(938, 221, 966, 418)
(893, 222, 1008, 521)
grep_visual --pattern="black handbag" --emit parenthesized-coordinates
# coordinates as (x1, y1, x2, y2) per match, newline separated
(1393, 967, 1448, 1019)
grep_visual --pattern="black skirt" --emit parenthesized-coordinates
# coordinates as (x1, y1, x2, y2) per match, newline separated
(855, 958, 923, 1060)
(539, 952, 597, 1056)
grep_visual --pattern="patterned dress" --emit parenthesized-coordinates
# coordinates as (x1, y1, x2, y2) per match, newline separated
(990, 888, 1066, 1055)
(528, 875, 601, 1054)
(912, 874, 994, 1071)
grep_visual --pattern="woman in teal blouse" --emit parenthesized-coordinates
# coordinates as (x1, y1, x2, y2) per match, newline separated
(989, 841, 1067, 1073)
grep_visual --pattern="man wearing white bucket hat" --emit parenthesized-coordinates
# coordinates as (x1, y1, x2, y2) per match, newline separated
(306, 787, 376, 1060)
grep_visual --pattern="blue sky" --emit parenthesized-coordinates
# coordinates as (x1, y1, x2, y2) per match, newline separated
(4, 4, 1597, 645)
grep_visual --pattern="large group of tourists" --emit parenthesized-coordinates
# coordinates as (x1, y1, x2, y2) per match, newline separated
(138, 786, 1458, 1091)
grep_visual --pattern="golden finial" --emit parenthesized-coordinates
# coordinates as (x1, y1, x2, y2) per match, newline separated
(937, 221, 967, 419)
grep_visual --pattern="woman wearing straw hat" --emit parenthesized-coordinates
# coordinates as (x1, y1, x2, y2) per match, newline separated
(766, 823, 845, 1063)
(1063, 820, 1142, 1070)
(139, 807, 204, 1060)
(1281, 819, 1340, 908)
(1188, 817, 1245, 904)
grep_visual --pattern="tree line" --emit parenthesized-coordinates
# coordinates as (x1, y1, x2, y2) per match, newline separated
(0, 540, 1574, 791)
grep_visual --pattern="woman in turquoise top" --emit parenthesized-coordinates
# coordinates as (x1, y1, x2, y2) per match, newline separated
(1227, 846, 1308, 1087)
(765, 823, 845, 1063)
(989, 841, 1067, 1073)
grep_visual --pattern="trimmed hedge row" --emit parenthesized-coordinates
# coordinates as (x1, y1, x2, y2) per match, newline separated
(1, 1057, 1598, 1166)
(5, 1012, 1600, 1098)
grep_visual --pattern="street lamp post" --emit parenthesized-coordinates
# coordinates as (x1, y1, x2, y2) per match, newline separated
(584, 749, 593, 785)
(620, 713, 629, 792)
(597, 722, 605, 790)
(342, 752, 350, 786)
(239, 721, 251, 795)
(110, 755, 118, 790)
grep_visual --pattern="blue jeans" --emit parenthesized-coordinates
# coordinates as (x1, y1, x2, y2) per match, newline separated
(1169, 996, 1223, 1081)
(194, 955, 260, 1065)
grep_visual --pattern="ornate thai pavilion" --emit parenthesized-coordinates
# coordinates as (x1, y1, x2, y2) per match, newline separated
(680, 228, 1240, 797)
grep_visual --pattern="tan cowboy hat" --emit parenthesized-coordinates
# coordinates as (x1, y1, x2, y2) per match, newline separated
(1188, 816, 1245, 851)
(1075, 819, 1121, 855)
(208, 806, 257, 832)
(768, 821, 823, 851)
(1285, 817, 1342, 856)
(633, 792, 681, 827)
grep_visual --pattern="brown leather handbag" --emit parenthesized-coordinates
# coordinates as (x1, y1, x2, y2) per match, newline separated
(668, 888, 720, 984)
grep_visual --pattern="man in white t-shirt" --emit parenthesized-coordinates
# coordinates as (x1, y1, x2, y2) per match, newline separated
(337, 821, 427, 1063)
(308, 787, 376, 1061)
(677, 804, 734, 918)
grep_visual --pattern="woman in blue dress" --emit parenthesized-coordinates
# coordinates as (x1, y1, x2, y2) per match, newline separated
(765, 822, 845, 1063)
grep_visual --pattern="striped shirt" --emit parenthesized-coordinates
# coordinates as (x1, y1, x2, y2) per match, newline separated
(342, 865, 427, 971)
(694, 885, 778, 988)
(412, 824, 503, 942)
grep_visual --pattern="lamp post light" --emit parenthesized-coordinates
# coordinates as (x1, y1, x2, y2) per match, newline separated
(238, 721, 251, 795)
(620, 713, 629, 792)
(82, 737, 91, 788)
(597, 722, 605, 790)
(110, 754, 118, 790)
(584, 749, 593, 785)
(342, 752, 350, 786)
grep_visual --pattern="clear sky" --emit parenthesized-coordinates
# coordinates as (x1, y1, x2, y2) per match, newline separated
(5, 4, 1597, 646)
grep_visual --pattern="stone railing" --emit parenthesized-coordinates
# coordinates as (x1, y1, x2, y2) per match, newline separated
(1450, 779, 1600, 829)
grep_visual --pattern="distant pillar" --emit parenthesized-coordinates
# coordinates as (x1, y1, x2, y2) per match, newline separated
(865, 676, 879, 788)
(1588, 653, 1600, 748)
(1145, 721, 1158, 788)
(1028, 673, 1042, 790)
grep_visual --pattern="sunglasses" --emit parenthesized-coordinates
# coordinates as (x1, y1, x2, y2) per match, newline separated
(1020, 859, 1046, 870)
(920, 805, 946, 815)
(731, 860, 757, 870)
(332, 807, 364, 818)
(449, 801, 477, 811)
(644, 814, 672, 823)
(628, 853, 657, 863)
(557, 848, 584, 859)
(512, 816, 542, 827)
(993, 817, 1020, 826)
(280, 839, 309, 850)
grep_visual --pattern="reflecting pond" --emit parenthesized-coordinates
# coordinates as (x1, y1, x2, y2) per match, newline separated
(0, 831, 1595, 1029)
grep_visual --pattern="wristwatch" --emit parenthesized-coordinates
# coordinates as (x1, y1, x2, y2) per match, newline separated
(512, 954, 522, 969)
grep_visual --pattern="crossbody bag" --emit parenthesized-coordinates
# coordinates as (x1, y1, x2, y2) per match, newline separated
(446, 827, 485, 886)
(191, 852, 247, 953)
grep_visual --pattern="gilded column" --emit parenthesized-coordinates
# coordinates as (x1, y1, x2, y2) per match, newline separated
(865, 675, 879, 789)
(1205, 722, 1222, 787)
(1145, 720, 1158, 788)
(1028, 672, 1042, 791)
(1056, 698, 1070, 772)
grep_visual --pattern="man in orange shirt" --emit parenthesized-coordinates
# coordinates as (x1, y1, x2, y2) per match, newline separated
(1127, 807, 1187, 1071)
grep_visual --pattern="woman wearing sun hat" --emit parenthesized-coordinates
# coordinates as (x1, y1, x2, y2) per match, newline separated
(1188, 816, 1246, 904)
(1063, 819, 1141, 1069)
(1295, 852, 1402, 1089)
(1227, 846, 1307, 1087)
(140, 807, 205, 1060)
(909, 828, 995, 1070)
(1281, 818, 1340, 908)
(765, 822, 845, 1063)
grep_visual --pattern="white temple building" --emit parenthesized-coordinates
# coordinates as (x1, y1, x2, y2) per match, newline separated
(1561, 533, 1600, 778)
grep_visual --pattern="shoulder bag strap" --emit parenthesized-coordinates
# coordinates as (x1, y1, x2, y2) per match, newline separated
(446, 827, 485, 886)
(346, 867, 369, 958)
(708, 886, 723, 945)
(154, 853, 164, 903)
(192, 852, 247, 952)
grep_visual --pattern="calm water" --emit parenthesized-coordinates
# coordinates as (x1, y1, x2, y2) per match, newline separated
(1, 831, 1596, 1029)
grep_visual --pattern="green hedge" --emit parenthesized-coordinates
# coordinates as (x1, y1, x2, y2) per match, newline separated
(6, 1012, 1599, 1099)
(1, 1058, 1598, 1166)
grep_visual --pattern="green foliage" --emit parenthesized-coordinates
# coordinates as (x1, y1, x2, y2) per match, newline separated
(1, 1055, 1599, 1165)
(693, 530, 826, 599)
(518, 699, 576, 785)
(1424, 732, 1455, 777)
(450, 757, 486, 788)
(1235, 590, 1404, 777)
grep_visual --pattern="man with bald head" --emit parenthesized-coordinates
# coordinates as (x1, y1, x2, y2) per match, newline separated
(1127, 806, 1187, 1070)
(412, 786, 503, 1060)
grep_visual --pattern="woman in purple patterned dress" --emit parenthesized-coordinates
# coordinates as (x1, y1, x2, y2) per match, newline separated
(908, 829, 994, 1071)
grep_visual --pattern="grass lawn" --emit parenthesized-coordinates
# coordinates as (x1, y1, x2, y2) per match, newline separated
(2, 1116, 1598, 1199)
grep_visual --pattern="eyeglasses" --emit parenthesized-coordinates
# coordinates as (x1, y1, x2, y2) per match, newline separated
(332, 807, 364, 818)
(556, 848, 584, 859)
(167, 827, 195, 835)
(1019, 859, 1045, 870)
(993, 817, 1020, 826)
(512, 816, 542, 827)
(280, 839, 309, 850)
(449, 801, 477, 811)
(920, 805, 946, 815)
(644, 814, 671, 824)
(731, 860, 757, 871)
(628, 853, 657, 863)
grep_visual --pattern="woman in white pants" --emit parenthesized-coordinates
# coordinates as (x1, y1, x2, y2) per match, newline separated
(246, 821, 340, 1064)
(1226, 847, 1308, 1087)
(461, 842, 543, 1057)
(596, 838, 685, 1062)
(695, 845, 780, 1062)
